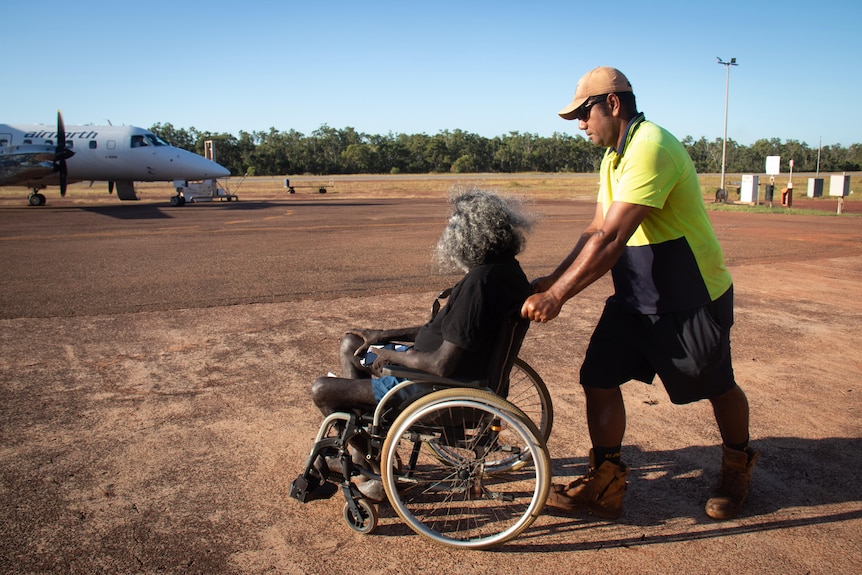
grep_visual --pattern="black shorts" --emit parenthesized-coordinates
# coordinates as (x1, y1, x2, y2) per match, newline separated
(580, 287, 737, 404)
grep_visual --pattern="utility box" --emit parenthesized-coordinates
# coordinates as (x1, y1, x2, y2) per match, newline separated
(807, 178, 824, 197)
(740, 174, 759, 204)
(830, 174, 850, 197)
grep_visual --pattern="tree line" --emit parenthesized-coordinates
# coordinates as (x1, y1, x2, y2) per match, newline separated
(150, 123, 862, 177)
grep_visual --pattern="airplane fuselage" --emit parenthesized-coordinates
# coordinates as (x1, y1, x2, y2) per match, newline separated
(0, 122, 229, 188)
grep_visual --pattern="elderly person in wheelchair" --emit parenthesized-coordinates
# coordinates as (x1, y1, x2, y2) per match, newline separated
(311, 189, 532, 489)
(293, 188, 550, 548)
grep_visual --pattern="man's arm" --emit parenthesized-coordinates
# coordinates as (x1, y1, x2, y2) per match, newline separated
(531, 202, 605, 293)
(522, 200, 652, 322)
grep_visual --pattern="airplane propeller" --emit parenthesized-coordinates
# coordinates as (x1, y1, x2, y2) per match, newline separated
(53, 110, 75, 196)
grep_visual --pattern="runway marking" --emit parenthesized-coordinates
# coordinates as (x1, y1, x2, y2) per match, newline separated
(159, 226, 200, 232)
(0, 221, 422, 242)
(0, 230, 188, 241)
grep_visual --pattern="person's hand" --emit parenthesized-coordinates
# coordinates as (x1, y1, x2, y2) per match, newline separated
(521, 291, 563, 323)
(345, 328, 377, 357)
(369, 346, 397, 376)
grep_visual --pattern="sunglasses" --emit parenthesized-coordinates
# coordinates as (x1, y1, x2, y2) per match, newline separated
(573, 94, 609, 122)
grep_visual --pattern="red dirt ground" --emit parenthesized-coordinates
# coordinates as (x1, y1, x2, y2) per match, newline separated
(1, 180, 860, 574)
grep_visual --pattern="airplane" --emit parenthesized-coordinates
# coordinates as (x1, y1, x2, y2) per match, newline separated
(0, 111, 230, 206)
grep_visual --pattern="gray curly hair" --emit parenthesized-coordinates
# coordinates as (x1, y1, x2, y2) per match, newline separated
(435, 187, 533, 273)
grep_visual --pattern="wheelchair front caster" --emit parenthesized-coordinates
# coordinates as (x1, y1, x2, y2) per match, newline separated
(343, 498, 378, 534)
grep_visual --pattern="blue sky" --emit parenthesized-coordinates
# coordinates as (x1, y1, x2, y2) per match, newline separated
(5, 0, 860, 147)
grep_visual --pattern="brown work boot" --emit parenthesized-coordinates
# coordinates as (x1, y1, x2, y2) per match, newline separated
(705, 445, 758, 520)
(546, 450, 629, 519)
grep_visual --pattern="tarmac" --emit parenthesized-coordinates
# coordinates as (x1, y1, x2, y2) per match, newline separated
(1, 187, 860, 574)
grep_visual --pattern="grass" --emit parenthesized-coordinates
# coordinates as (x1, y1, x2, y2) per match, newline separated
(2, 172, 858, 212)
(705, 202, 856, 216)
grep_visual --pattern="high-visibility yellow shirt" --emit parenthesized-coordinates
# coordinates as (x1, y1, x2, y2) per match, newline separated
(598, 114, 732, 314)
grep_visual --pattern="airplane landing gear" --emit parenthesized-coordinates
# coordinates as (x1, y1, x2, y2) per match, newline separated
(29, 192, 47, 206)
(170, 193, 186, 207)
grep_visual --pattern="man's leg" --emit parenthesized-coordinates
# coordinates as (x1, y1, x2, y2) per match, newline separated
(706, 384, 757, 520)
(546, 385, 630, 519)
(709, 384, 749, 447)
(546, 299, 643, 518)
(585, 386, 626, 451)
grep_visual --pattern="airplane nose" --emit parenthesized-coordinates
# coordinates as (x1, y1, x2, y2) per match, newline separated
(176, 149, 231, 179)
(197, 154, 230, 178)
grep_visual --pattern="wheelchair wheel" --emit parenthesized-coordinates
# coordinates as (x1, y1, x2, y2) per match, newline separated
(380, 388, 550, 549)
(343, 498, 378, 534)
(421, 386, 538, 474)
(420, 358, 552, 473)
(507, 357, 553, 442)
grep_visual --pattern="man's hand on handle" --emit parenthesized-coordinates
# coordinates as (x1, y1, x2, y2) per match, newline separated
(521, 276, 563, 323)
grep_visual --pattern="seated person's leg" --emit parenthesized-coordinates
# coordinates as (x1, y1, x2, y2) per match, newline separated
(340, 333, 370, 378)
(311, 376, 376, 416)
(309, 375, 385, 501)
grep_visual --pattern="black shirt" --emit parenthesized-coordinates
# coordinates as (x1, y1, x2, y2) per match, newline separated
(413, 257, 531, 380)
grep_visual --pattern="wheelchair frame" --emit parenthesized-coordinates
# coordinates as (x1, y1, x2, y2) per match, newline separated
(289, 287, 553, 549)
(290, 373, 551, 549)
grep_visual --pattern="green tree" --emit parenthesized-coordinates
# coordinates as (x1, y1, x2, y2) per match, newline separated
(341, 142, 376, 173)
(451, 154, 476, 173)
(425, 134, 451, 173)
(150, 123, 196, 151)
(151, 122, 861, 178)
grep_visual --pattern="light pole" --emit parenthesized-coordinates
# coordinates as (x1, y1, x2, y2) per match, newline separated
(717, 57, 738, 201)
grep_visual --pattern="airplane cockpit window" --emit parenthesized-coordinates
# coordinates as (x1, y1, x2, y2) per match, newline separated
(130, 134, 167, 147)
(144, 133, 168, 146)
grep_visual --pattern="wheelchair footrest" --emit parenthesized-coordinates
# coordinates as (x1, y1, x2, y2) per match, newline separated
(289, 473, 338, 503)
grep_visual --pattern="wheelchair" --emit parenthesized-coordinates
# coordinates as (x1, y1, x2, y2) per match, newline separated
(289, 290, 553, 549)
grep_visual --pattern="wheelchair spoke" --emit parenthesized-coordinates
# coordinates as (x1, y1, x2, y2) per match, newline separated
(506, 358, 554, 441)
(381, 389, 550, 549)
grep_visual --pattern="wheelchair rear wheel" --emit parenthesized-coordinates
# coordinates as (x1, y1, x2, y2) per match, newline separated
(507, 357, 553, 442)
(380, 388, 550, 549)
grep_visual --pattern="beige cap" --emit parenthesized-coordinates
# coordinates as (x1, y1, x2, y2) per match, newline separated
(559, 66, 633, 120)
